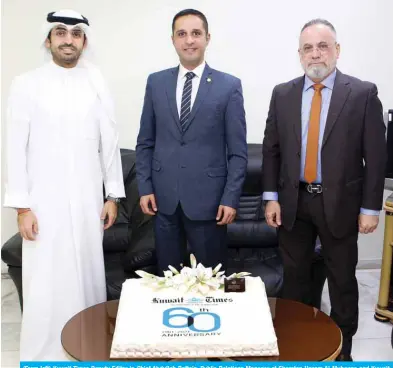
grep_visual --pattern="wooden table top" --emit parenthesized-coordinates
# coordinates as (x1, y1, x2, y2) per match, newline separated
(61, 297, 342, 362)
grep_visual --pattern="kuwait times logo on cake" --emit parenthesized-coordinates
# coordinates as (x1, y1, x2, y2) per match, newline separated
(152, 296, 233, 337)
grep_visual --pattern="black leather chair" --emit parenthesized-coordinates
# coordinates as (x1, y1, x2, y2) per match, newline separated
(1, 144, 327, 311)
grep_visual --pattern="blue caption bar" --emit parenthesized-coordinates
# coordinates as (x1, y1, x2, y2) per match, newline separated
(19, 361, 393, 368)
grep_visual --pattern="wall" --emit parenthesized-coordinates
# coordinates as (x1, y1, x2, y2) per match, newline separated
(1, 0, 393, 270)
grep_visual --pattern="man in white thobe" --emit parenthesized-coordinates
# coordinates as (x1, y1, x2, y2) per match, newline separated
(4, 9, 125, 361)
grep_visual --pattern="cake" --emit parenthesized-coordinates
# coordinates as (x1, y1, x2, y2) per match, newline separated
(110, 255, 279, 359)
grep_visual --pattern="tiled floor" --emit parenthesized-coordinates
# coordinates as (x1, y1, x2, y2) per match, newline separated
(2, 273, 21, 367)
(1, 269, 393, 364)
(320, 269, 393, 360)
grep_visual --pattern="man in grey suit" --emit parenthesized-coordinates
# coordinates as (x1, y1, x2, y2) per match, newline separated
(262, 19, 386, 361)
(136, 9, 247, 274)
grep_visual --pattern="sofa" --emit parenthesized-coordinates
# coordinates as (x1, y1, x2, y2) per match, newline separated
(1, 144, 326, 312)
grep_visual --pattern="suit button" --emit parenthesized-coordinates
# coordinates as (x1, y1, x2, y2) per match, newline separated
(297, 152, 301, 157)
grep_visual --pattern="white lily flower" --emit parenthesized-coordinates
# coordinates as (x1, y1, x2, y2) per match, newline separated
(234, 272, 252, 278)
(172, 274, 184, 285)
(168, 265, 179, 274)
(180, 267, 197, 278)
(204, 278, 221, 289)
(135, 253, 251, 294)
(213, 263, 222, 274)
(165, 280, 174, 287)
(215, 271, 225, 278)
(185, 276, 197, 288)
(135, 270, 156, 279)
(198, 283, 211, 295)
(163, 270, 173, 278)
(190, 254, 197, 269)
(196, 264, 213, 281)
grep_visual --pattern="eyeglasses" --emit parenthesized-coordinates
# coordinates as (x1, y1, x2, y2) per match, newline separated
(301, 42, 336, 54)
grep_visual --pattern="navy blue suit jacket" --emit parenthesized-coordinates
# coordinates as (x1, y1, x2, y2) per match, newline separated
(136, 64, 247, 221)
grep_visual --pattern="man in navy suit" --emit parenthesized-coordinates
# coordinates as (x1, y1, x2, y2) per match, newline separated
(136, 9, 247, 274)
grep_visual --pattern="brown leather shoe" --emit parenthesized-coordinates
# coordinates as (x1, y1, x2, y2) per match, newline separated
(335, 353, 353, 361)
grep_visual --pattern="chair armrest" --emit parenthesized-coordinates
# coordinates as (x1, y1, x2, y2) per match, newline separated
(1, 232, 22, 267)
(103, 223, 130, 253)
(227, 221, 278, 249)
(123, 219, 156, 272)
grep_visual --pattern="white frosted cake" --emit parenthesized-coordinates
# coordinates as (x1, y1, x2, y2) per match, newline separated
(110, 256, 279, 359)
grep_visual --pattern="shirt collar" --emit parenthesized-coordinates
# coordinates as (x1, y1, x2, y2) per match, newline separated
(178, 61, 206, 79)
(304, 68, 337, 91)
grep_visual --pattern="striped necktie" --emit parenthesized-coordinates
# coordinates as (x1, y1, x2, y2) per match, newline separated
(180, 72, 195, 130)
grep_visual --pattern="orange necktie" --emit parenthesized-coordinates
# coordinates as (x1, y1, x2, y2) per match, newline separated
(304, 83, 325, 183)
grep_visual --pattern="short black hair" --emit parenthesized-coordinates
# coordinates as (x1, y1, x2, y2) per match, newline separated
(172, 9, 208, 34)
(301, 18, 336, 34)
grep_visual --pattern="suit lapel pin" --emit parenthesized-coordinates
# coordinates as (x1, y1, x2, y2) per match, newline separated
(207, 77, 212, 83)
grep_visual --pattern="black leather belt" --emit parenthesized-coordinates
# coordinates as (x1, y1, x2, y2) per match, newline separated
(300, 182, 323, 194)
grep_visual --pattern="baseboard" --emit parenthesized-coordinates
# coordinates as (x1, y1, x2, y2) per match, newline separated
(1, 272, 11, 279)
(385, 178, 393, 191)
(1, 260, 8, 274)
(357, 259, 382, 270)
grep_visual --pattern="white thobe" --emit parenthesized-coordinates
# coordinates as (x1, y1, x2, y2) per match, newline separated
(4, 60, 125, 361)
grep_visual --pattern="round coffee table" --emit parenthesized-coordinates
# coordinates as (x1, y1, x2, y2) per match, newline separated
(61, 298, 342, 361)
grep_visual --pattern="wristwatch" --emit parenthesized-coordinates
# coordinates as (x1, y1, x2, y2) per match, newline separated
(107, 196, 120, 204)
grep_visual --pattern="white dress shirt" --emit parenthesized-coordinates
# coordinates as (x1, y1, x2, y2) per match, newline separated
(176, 61, 206, 117)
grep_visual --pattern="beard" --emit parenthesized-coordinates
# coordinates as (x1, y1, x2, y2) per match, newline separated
(52, 46, 83, 65)
(304, 63, 333, 80)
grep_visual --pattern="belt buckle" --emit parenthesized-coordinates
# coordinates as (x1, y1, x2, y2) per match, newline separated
(306, 184, 322, 194)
